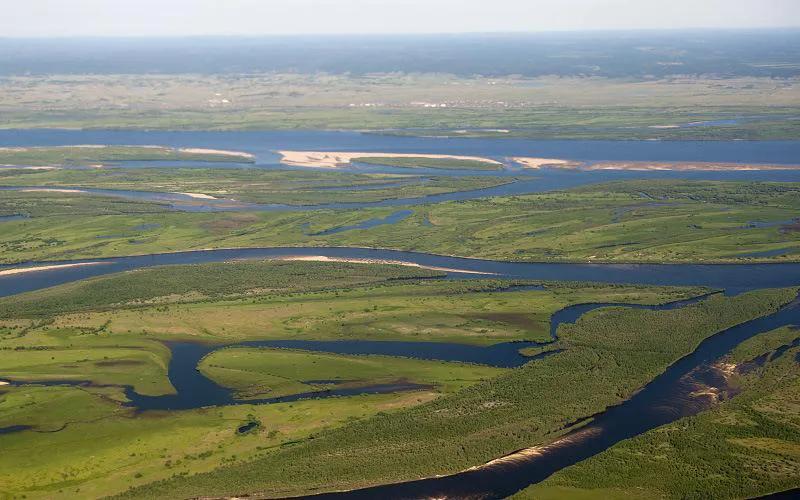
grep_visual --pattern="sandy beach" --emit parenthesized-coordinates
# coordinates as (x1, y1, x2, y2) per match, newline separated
(178, 148, 256, 160)
(511, 157, 800, 171)
(0, 165, 58, 170)
(277, 150, 502, 169)
(19, 188, 87, 194)
(175, 192, 218, 200)
(271, 255, 496, 275)
(511, 157, 584, 169)
(0, 262, 107, 277)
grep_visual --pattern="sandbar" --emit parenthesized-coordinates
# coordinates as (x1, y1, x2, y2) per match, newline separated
(271, 255, 496, 275)
(511, 157, 583, 169)
(19, 188, 87, 194)
(511, 157, 800, 171)
(0, 262, 108, 277)
(175, 192, 218, 200)
(178, 148, 256, 160)
(277, 151, 502, 169)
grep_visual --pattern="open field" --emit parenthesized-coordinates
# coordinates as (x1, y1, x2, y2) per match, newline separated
(1, 180, 798, 264)
(1, 74, 799, 139)
(517, 325, 800, 500)
(0, 166, 509, 205)
(119, 288, 797, 498)
(199, 348, 506, 399)
(0, 145, 254, 166)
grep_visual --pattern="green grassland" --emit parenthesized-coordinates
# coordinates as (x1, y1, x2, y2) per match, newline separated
(0, 385, 433, 499)
(517, 326, 800, 500)
(1, 74, 798, 139)
(353, 156, 502, 170)
(1, 180, 798, 264)
(119, 288, 797, 498)
(199, 348, 506, 399)
(0, 166, 510, 206)
(0, 146, 254, 166)
(0, 190, 172, 217)
(38, 278, 707, 346)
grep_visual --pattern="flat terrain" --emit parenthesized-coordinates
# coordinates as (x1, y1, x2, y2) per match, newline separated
(1, 74, 798, 139)
(0, 145, 255, 166)
(1, 179, 798, 264)
(0, 166, 509, 206)
(277, 151, 502, 170)
(0, 260, 723, 498)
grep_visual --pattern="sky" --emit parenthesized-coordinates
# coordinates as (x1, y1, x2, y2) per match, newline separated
(3, 0, 800, 37)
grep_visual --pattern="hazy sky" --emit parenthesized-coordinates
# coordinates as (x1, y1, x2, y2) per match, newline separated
(4, 0, 800, 37)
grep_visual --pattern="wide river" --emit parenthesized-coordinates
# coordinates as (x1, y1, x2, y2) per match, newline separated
(2, 131, 800, 213)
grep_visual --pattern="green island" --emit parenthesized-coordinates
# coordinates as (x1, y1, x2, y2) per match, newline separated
(0, 166, 510, 206)
(0, 145, 255, 166)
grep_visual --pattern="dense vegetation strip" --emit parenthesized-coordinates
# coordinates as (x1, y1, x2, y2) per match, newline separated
(0, 260, 442, 318)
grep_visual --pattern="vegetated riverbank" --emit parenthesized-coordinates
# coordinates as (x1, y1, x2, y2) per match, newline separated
(518, 324, 800, 500)
(117, 288, 798, 499)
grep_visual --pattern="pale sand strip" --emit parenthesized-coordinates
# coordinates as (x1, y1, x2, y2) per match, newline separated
(0, 166, 57, 170)
(0, 262, 108, 277)
(277, 150, 502, 169)
(177, 148, 255, 160)
(272, 255, 496, 275)
(584, 161, 800, 171)
(511, 157, 584, 169)
(174, 192, 218, 200)
(19, 188, 87, 194)
(512, 157, 800, 171)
